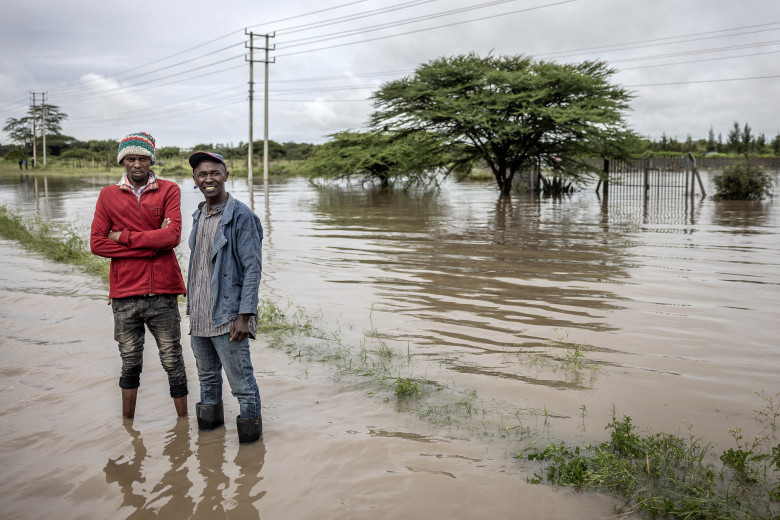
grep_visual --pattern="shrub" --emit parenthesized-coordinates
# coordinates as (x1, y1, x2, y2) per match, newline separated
(713, 159, 774, 200)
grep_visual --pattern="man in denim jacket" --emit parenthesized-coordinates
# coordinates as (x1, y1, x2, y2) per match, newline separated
(187, 151, 263, 444)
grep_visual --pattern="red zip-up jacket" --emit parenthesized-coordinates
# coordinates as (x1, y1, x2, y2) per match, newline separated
(90, 177, 186, 299)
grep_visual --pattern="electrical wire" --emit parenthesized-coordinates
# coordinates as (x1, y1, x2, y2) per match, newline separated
(275, 0, 577, 56)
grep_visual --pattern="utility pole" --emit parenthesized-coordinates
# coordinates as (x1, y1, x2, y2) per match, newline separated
(245, 31, 275, 185)
(263, 33, 273, 184)
(246, 30, 254, 185)
(30, 92, 37, 167)
(41, 92, 47, 166)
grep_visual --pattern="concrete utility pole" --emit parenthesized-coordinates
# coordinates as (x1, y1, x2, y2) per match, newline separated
(263, 33, 272, 184)
(245, 30, 275, 185)
(30, 92, 37, 167)
(41, 92, 47, 166)
(246, 30, 254, 185)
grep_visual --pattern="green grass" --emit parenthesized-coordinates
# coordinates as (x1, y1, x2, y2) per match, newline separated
(0, 205, 109, 280)
(524, 393, 780, 519)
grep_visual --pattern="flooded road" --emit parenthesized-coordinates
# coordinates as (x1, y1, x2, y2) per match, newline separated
(1, 170, 778, 519)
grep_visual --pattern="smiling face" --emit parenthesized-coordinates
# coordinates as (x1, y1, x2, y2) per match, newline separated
(122, 154, 153, 189)
(192, 159, 229, 206)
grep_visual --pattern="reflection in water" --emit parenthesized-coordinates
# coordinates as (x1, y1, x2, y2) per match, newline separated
(229, 443, 267, 519)
(192, 429, 228, 518)
(310, 185, 628, 355)
(710, 199, 775, 230)
(103, 421, 266, 519)
(104, 422, 148, 511)
(104, 420, 194, 519)
(152, 419, 195, 518)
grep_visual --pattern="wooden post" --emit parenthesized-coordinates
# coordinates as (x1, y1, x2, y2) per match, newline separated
(602, 159, 609, 195)
(687, 152, 706, 197)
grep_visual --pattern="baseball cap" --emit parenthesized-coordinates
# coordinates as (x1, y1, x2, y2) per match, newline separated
(188, 151, 228, 171)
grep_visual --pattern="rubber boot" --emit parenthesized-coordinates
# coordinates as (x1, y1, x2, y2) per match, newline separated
(236, 415, 263, 444)
(173, 396, 188, 417)
(196, 402, 224, 431)
(122, 388, 138, 419)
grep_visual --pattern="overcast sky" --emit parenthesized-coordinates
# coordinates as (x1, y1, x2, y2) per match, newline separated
(1, 0, 779, 149)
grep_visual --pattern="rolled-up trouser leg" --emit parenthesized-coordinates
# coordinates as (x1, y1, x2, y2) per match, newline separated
(146, 294, 188, 398)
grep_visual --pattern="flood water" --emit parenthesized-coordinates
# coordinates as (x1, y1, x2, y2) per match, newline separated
(1, 169, 778, 519)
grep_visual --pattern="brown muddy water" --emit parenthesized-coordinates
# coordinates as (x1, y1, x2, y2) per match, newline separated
(1, 170, 778, 519)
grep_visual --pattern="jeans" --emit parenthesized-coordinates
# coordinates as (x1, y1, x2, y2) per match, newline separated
(112, 294, 188, 398)
(190, 334, 261, 418)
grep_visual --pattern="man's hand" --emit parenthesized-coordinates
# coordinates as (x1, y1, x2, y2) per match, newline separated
(230, 314, 251, 343)
(161, 217, 171, 229)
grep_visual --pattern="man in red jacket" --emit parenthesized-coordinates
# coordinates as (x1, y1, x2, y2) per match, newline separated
(90, 132, 188, 420)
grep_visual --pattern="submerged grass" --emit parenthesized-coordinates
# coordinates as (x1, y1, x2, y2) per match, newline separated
(0, 205, 109, 281)
(524, 393, 780, 519)
(254, 297, 503, 430)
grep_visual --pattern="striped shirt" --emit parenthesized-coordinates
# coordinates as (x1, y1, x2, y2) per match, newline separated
(188, 195, 258, 338)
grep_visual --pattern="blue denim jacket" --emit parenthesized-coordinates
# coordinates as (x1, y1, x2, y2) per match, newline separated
(186, 195, 263, 330)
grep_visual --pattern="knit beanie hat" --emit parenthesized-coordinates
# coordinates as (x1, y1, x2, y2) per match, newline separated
(117, 132, 156, 165)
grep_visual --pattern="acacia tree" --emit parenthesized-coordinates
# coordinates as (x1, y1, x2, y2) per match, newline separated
(370, 53, 636, 196)
(302, 130, 456, 189)
(3, 104, 68, 151)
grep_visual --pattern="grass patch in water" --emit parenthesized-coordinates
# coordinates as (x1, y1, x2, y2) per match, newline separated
(0, 205, 109, 281)
(254, 298, 507, 428)
(524, 392, 780, 520)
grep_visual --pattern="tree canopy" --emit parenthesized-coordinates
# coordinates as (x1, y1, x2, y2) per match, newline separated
(301, 130, 454, 188)
(3, 104, 68, 150)
(370, 53, 636, 195)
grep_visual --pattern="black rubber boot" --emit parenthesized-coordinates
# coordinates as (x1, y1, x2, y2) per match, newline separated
(196, 402, 224, 431)
(236, 415, 262, 444)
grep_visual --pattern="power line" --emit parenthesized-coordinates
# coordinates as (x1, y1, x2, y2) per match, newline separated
(275, 0, 443, 36)
(276, 0, 578, 57)
(608, 39, 780, 64)
(618, 48, 780, 71)
(625, 74, 780, 88)
(40, 1, 373, 99)
(277, 0, 523, 49)
(537, 21, 780, 59)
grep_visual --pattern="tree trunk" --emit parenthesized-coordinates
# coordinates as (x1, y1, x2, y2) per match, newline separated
(493, 165, 513, 196)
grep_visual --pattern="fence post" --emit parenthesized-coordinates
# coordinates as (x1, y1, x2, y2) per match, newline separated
(602, 159, 609, 195)
(687, 152, 706, 197)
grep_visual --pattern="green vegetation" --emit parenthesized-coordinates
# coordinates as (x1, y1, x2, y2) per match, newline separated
(525, 393, 780, 520)
(0, 205, 109, 280)
(712, 158, 775, 200)
(394, 376, 423, 397)
(301, 130, 454, 189)
(645, 121, 780, 157)
(253, 298, 509, 426)
(3, 103, 67, 149)
(371, 53, 637, 195)
(519, 334, 602, 389)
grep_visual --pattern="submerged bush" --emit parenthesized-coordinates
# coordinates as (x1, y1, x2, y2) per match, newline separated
(713, 159, 774, 200)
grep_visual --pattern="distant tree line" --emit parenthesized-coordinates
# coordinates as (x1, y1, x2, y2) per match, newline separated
(643, 122, 780, 156)
(1, 108, 317, 168)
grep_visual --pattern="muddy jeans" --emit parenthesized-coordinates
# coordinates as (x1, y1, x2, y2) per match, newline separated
(112, 294, 188, 398)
